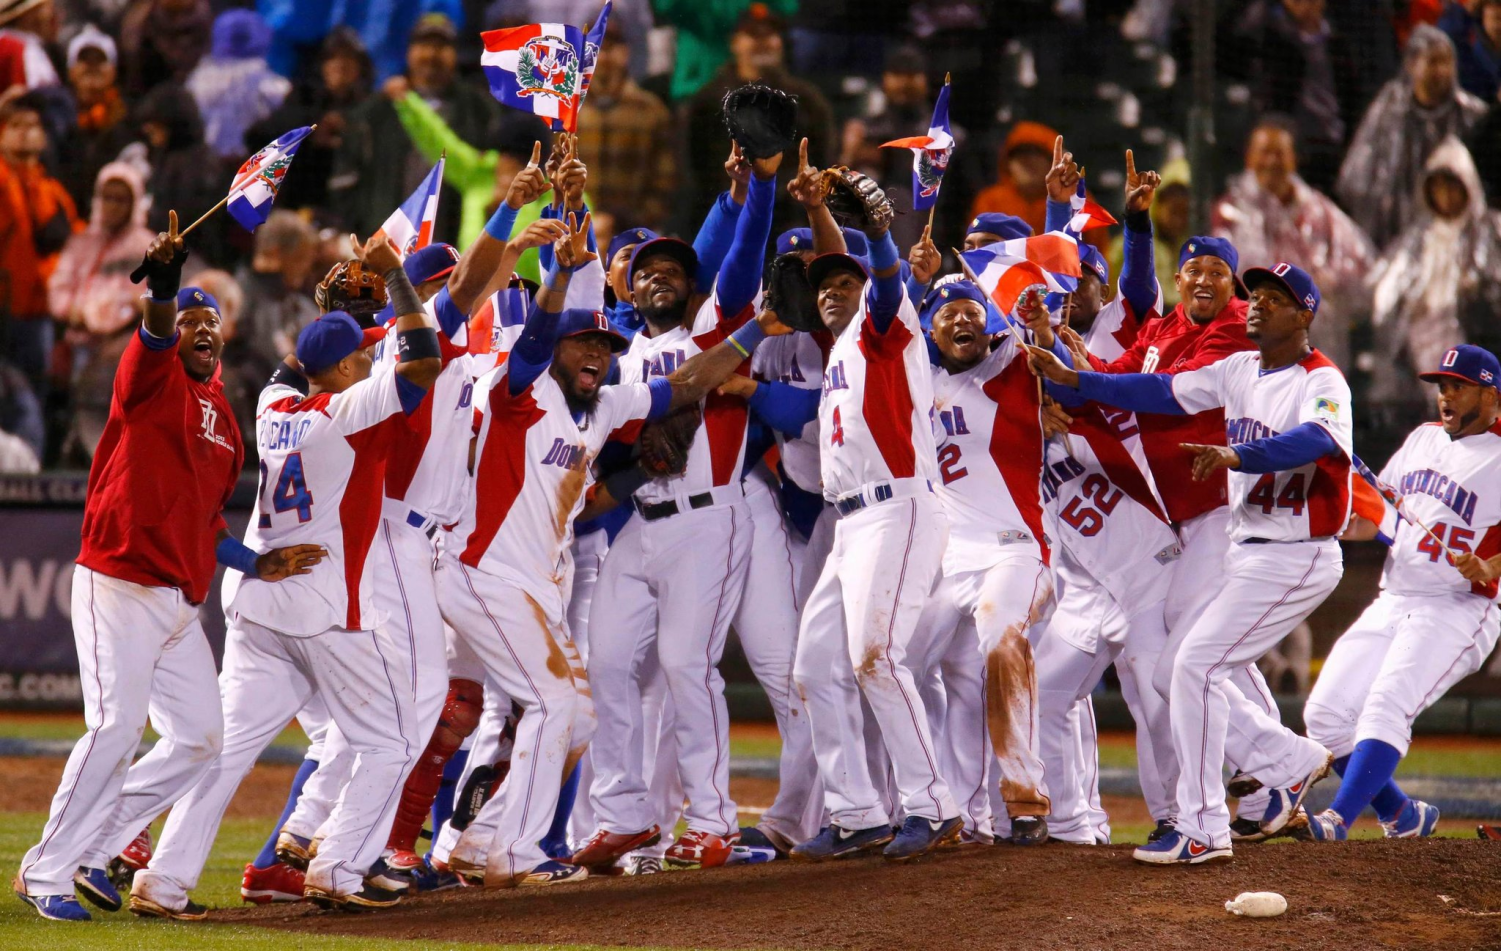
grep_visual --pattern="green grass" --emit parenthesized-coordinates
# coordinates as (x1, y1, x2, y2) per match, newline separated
(1093, 732, 1501, 778)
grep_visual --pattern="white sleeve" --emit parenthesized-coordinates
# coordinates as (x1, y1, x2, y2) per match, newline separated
(562, 258, 607, 311)
(692, 284, 763, 335)
(328, 361, 407, 435)
(1299, 366, 1354, 458)
(256, 382, 300, 416)
(596, 381, 656, 434)
(1168, 356, 1231, 414)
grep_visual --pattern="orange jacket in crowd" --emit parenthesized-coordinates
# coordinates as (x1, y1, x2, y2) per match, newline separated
(970, 119, 1108, 251)
(0, 154, 81, 320)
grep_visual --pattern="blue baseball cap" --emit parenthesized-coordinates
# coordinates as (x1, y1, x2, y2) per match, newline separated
(920, 279, 989, 327)
(776, 228, 814, 255)
(176, 286, 220, 313)
(296, 311, 387, 374)
(806, 252, 868, 291)
(1178, 235, 1239, 274)
(1419, 344, 1501, 388)
(607, 227, 657, 265)
(556, 308, 630, 353)
(1243, 262, 1321, 315)
(629, 236, 698, 281)
(1080, 244, 1109, 285)
(966, 213, 1033, 243)
(404, 244, 459, 286)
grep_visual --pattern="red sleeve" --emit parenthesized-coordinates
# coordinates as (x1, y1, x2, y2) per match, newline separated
(116, 328, 183, 410)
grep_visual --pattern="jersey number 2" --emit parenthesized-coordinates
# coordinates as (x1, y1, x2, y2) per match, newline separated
(261, 452, 314, 523)
(937, 444, 967, 484)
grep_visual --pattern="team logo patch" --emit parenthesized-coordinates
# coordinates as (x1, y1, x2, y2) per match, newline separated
(789, 235, 800, 247)
(1483, 369, 1496, 383)
(1304, 293, 1317, 309)
(1443, 348, 1459, 368)
(515, 34, 580, 102)
(1313, 397, 1340, 417)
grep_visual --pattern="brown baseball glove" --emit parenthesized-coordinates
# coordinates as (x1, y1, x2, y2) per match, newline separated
(822, 166, 895, 236)
(637, 405, 701, 477)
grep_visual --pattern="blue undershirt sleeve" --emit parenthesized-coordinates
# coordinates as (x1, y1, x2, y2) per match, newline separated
(748, 381, 820, 435)
(867, 231, 902, 333)
(716, 174, 776, 317)
(1071, 371, 1186, 415)
(1044, 198, 1072, 234)
(692, 191, 743, 292)
(1233, 421, 1341, 473)
(1120, 209, 1159, 318)
(395, 374, 429, 415)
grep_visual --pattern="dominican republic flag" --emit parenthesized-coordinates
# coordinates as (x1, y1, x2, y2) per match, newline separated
(1352, 454, 1402, 546)
(226, 126, 312, 232)
(880, 75, 953, 211)
(1064, 177, 1117, 237)
(579, 0, 611, 102)
(482, 23, 586, 133)
(375, 157, 445, 258)
(960, 232, 1082, 312)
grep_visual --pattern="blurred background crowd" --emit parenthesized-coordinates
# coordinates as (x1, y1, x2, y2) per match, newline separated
(2, 0, 1500, 474)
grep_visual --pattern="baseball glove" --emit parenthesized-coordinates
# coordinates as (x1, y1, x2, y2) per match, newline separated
(822, 166, 895, 236)
(763, 252, 822, 332)
(637, 405, 701, 477)
(722, 84, 798, 161)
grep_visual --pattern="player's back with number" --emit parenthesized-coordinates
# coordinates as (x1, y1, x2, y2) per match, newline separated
(237, 364, 409, 635)
(1174, 350, 1354, 542)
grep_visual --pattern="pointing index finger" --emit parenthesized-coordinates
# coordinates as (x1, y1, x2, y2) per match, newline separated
(168, 209, 179, 238)
(528, 140, 542, 167)
(1125, 149, 1136, 180)
(1053, 135, 1063, 165)
(799, 137, 809, 169)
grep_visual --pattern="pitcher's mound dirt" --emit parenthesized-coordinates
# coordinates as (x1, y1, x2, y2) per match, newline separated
(218, 838, 1501, 951)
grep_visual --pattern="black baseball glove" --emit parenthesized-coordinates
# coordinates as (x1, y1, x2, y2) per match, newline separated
(822, 166, 895, 236)
(722, 84, 798, 161)
(636, 405, 702, 477)
(763, 252, 822, 332)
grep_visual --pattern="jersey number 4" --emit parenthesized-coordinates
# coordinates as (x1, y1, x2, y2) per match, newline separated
(259, 452, 314, 524)
(1417, 521, 1475, 564)
(830, 407, 845, 447)
(1059, 474, 1123, 536)
(1247, 472, 1306, 516)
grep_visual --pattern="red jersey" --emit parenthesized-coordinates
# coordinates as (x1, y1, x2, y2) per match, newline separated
(77, 327, 243, 603)
(1087, 298, 1252, 522)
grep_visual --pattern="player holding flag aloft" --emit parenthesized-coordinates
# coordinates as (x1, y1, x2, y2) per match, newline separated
(1302, 345, 1501, 842)
(1030, 261, 1345, 865)
(880, 72, 953, 216)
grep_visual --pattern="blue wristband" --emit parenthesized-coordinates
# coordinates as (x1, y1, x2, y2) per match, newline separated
(216, 536, 259, 576)
(485, 202, 520, 242)
(869, 231, 899, 272)
(727, 319, 767, 359)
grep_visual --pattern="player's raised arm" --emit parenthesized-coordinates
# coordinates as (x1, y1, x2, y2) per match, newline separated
(509, 213, 594, 396)
(1118, 148, 1163, 320)
(658, 308, 793, 415)
(787, 138, 846, 256)
(355, 233, 441, 391)
(1042, 134, 1082, 233)
(715, 147, 783, 319)
(135, 209, 188, 339)
(447, 140, 552, 315)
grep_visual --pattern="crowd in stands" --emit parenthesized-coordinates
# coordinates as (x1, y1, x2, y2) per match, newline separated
(3, 0, 1500, 471)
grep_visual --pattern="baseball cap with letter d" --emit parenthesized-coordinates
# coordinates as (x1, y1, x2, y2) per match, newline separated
(1419, 344, 1501, 389)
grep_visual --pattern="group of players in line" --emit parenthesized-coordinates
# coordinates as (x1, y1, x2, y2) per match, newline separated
(12, 127, 1501, 924)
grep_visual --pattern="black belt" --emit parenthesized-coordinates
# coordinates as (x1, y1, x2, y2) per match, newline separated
(1244, 536, 1333, 545)
(636, 492, 715, 522)
(834, 483, 895, 517)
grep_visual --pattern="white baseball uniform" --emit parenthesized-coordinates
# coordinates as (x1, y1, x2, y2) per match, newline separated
(586, 290, 753, 839)
(794, 285, 957, 829)
(134, 361, 427, 906)
(440, 353, 662, 881)
(1133, 348, 1351, 848)
(1306, 420, 1501, 758)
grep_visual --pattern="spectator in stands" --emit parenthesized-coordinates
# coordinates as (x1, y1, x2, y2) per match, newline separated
(185, 9, 291, 161)
(59, 25, 133, 216)
(231, 209, 319, 372)
(119, 0, 212, 96)
(330, 12, 498, 242)
(1212, 118, 1374, 370)
(246, 26, 373, 214)
(47, 161, 153, 350)
(0, 0, 59, 91)
(0, 92, 80, 405)
(0, 358, 42, 465)
(970, 120, 1087, 244)
(574, 20, 675, 230)
(685, 5, 834, 232)
(657, 0, 795, 101)
(1107, 156, 1190, 311)
(1367, 136, 1501, 420)
(1337, 24, 1485, 249)
(1228, 0, 1362, 191)
(1439, 0, 1501, 101)
(125, 82, 224, 264)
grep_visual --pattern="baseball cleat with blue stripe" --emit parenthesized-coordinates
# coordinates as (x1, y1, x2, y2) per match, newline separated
(1383, 799, 1440, 839)
(884, 816, 963, 861)
(518, 860, 589, 886)
(72, 867, 121, 912)
(1132, 829, 1232, 865)
(1306, 809, 1348, 841)
(16, 888, 92, 922)
(790, 823, 895, 862)
(1259, 754, 1333, 836)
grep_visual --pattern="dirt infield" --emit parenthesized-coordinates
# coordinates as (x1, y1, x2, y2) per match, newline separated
(218, 838, 1501, 951)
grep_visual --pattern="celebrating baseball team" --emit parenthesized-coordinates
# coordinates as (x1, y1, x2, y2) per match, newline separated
(12, 33, 1501, 926)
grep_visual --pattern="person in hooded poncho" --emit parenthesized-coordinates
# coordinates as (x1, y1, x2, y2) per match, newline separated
(1337, 24, 1486, 250)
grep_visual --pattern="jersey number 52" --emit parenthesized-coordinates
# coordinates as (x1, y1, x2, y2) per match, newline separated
(1059, 474, 1123, 536)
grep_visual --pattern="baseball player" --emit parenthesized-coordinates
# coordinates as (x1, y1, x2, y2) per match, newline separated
(1031, 261, 1345, 864)
(1302, 344, 1501, 841)
(574, 145, 781, 873)
(912, 280, 1077, 846)
(14, 217, 320, 923)
(786, 163, 966, 862)
(127, 232, 442, 916)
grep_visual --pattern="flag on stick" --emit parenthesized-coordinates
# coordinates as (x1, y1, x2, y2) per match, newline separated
(880, 73, 953, 212)
(375, 157, 445, 258)
(225, 126, 313, 232)
(482, 24, 586, 132)
(579, 0, 612, 103)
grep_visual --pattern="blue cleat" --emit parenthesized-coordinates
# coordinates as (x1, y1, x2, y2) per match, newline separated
(1132, 829, 1232, 865)
(883, 816, 963, 861)
(72, 867, 121, 912)
(518, 860, 588, 886)
(409, 860, 461, 893)
(1259, 754, 1333, 836)
(789, 824, 895, 862)
(1305, 809, 1348, 842)
(18, 890, 92, 922)
(1382, 799, 1440, 839)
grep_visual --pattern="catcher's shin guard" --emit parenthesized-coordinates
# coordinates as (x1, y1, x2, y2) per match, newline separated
(386, 679, 483, 853)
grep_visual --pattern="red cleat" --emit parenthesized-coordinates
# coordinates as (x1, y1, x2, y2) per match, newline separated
(665, 830, 738, 870)
(570, 826, 661, 873)
(240, 862, 306, 904)
(386, 849, 425, 872)
(118, 828, 153, 870)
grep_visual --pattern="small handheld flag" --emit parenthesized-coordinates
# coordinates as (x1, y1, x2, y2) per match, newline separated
(960, 232, 1083, 312)
(225, 126, 313, 233)
(1351, 455, 1402, 546)
(1064, 177, 1117, 237)
(376, 156, 445, 258)
(482, 23, 587, 133)
(579, 0, 612, 104)
(880, 73, 953, 213)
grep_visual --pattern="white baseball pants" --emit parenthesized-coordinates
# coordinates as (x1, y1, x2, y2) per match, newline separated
(134, 613, 420, 905)
(586, 500, 751, 837)
(794, 492, 956, 828)
(565, 526, 609, 845)
(436, 556, 592, 882)
(1169, 540, 1341, 849)
(1306, 592, 1500, 758)
(19, 568, 223, 897)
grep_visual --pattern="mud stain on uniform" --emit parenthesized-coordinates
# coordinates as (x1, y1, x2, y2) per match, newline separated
(555, 449, 587, 541)
(986, 623, 1047, 813)
(858, 643, 883, 681)
(527, 595, 571, 679)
